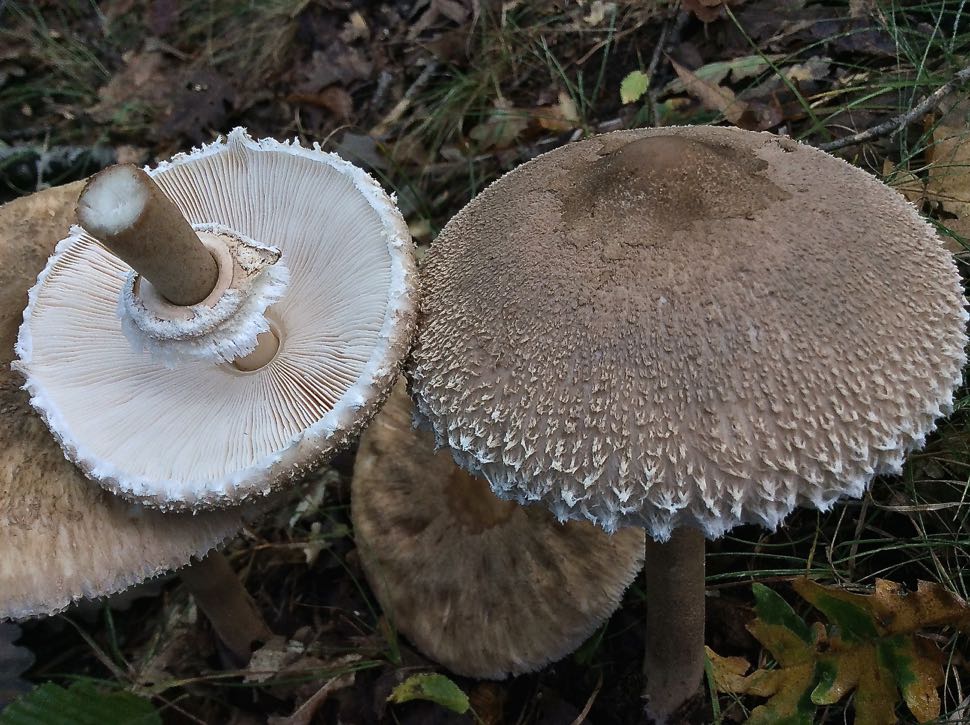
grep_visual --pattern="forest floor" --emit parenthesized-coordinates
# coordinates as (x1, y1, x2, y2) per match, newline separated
(1, 0, 970, 723)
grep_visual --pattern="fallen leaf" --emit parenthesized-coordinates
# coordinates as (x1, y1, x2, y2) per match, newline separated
(620, 70, 650, 104)
(783, 56, 832, 83)
(669, 57, 748, 124)
(1, 682, 161, 724)
(159, 68, 235, 143)
(295, 44, 374, 94)
(709, 579, 968, 725)
(682, 0, 739, 23)
(245, 636, 307, 684)
(467, 100, 529, 150)
(410, 0, 470, 37)
(662, 55, 783, 94)
(865, 579, 970, 634)
(669, 56, 781, 130)
(340, 11, 370, 42)
(927, 123, 970, 219)
(286, 86, 354, 120)
(388, 672, 470, 714)
(532, 91, 580, 131)
(882, 159, 925, 206)
(90, 48, 169, 121)
(583, 0, 615, 26)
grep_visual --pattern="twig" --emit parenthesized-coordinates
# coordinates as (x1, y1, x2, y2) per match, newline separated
(647, 9, 689, 86)
(818, 64, 970, 152)
(570, 671, 603, 725)
(646, 10, 690, 127)
(371, 60, 440, 137)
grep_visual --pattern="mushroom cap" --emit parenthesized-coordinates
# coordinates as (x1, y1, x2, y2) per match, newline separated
(409, 125, 969, 540)
(0, 183, 248, 621)
(351, 382, 645, 680)
(16, 129, 417, 509)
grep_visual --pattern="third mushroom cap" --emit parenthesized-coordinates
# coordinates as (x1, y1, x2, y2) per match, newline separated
(352, 383, 644, 679)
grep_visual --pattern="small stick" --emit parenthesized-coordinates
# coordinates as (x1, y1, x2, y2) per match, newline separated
(76, 164, 218, 306)
(179, 550, 273, 666)
(646, 10, 690, 127)
(818, 64, 970, 152)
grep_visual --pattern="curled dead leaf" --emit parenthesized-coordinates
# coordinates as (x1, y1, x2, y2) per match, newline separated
(682, 0, 741, 23)
(668, 57, 781, 130)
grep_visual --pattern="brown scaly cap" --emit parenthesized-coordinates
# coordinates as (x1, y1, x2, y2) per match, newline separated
(351, 383, 644, 679)
(409, 125, 968, 540)
(0, 183, 246, 621)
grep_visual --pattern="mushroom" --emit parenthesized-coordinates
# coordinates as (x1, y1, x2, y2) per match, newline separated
(15, 128, 417, 510)
(0, 182, 270, 663)
(351, 382, 644, 679)
(407, 126, 968, 721)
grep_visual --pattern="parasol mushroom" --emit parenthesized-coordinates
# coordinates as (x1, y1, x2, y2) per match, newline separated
(351, 382, 644, 679)
(407, 126, 968, 721)
(15, 128, 417, 510)
(0, 182, 270, 663)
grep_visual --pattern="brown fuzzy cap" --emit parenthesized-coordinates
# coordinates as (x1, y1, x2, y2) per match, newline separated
(351, 383, 644, 679)
(0, 183, 246, 621)
(409, 126, 968, 540)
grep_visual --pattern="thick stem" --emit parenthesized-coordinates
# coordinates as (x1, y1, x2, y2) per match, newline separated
(179, 550, 272, 665)
(76, 164, 218, 306)
(642, 527, 706, 724)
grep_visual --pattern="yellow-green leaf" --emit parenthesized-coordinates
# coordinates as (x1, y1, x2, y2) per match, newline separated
(870, 579, 970, 634)
(619, 70, 649, 104)
(793, 578, 879, 640)
(387, 673, 470, 714)
(752, 583, 812, 643)
(878, 635, 945, 723)
(707, 645, 816, 725)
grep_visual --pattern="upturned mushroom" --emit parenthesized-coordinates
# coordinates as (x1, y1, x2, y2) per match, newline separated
(352, 382, 644, 679)
(407, 126, 968, 721)
(0, 182, 270, 663)
(15, 128, 417, 510)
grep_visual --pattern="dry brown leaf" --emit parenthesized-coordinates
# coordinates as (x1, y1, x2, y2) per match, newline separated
(668, 57, 781, 130)
(534, 91, 580, 132)
(926, 117, 970, 250)
(583, 1, 615, 26)
(869, 579, 970, 633)
(927, 123, 970, 218)
(682, 0, 739, 23)
(90, 48, 169, 121)
(882, 159, 925, 206)
(669, 57, 748, 124)
(468, 99, 529, 150)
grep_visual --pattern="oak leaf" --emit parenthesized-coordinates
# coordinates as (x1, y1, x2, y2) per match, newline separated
(708, 579, 968, 724)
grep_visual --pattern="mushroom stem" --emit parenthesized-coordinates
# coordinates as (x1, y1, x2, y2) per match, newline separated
(76, 164, 219, 306)
(179, 550, 272, 665)
(642, 527, 706, 724)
